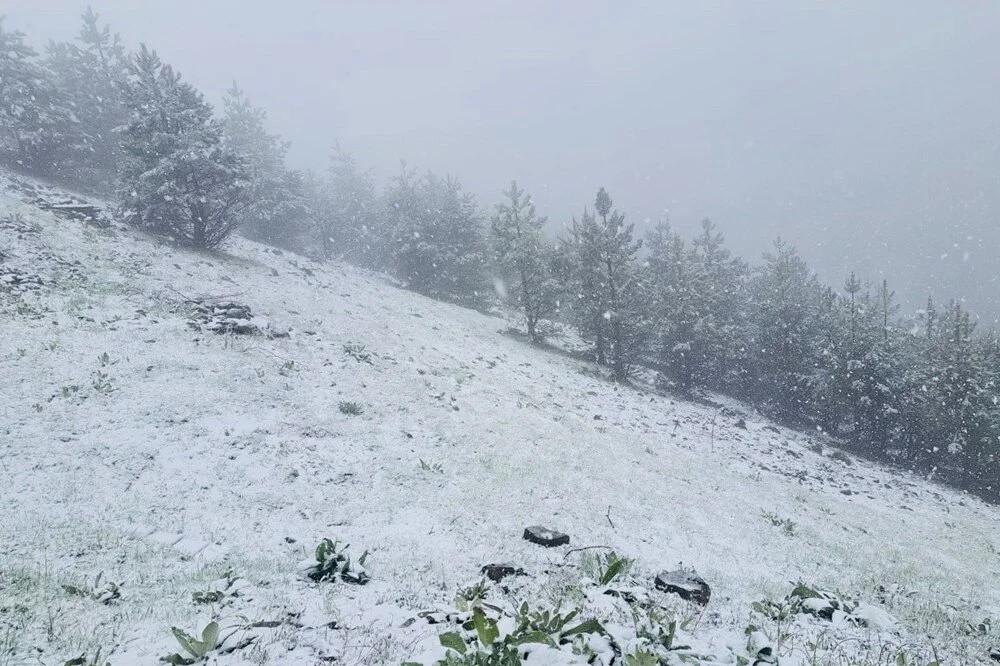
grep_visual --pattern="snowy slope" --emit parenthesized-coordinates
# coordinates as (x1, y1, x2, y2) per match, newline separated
(1, 171, 999, 666)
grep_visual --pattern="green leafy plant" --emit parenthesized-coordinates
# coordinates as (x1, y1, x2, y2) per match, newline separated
(761, 510, 796, 536)
(305, 538, 370, 584)
(63, 647, 111, 666)
(192, 569, 240, 605)
(455, 580, 491, 609)
(62, 571, 121, 604)
(413, 594, 612, 666)
(623, 647, 660, 666)
(594, 550, 633, 586)
(339, 401, 364, 416)
(162, 621, 220, 664)
(343, 342, 373, 364)
(92, 369, 115, 394)
(420, 459, 444, 473)
(635, 609, 690, 654)
(964, 617, 992, 636)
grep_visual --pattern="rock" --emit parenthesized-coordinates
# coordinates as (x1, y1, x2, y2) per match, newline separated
(989, 649, 999, 663)
(481, 562, 524, 582)
(735, 418, 747, 429)
(654, 570, 711, 606)
(523, 525, 569, 548)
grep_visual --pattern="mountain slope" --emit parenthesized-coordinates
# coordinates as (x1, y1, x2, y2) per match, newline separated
(1, 172, 998, 665)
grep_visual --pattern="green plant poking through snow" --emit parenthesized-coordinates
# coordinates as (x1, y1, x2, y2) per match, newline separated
(420, 459, 444, 474)
(163, 621, 220, 664)
(594, 550, 633, 586)
(339, 400, 364, 416)
(343, 342, 373, 364)
(191, 569, 241, 605)
(304, 538, 370, 584)
(62, 571, 121, 604)
(62, 647, 112, 666)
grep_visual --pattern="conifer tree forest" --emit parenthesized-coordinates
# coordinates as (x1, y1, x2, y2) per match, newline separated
(2, 10, 998, 500)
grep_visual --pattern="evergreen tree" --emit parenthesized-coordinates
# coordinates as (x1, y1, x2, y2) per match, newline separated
(222, 83, 306, 249)
(319, 145, 380, 266)
(0, 19, 81, 177)
(45, 7, 128, 189)
(566, 188, 648, 381)
(645, 220, 700, 391)
(117, 46, 250, 249)
(384, 165, 488, 304)
(490, 181, 555, 342)
(558, 210, 610, 364)
(747, 238, 826, 419)
(689, 218, 749, 391)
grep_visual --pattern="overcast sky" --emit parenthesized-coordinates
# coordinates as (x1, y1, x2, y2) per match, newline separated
(9, 1, 1000, 318)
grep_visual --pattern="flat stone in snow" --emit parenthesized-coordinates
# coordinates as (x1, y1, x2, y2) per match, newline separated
(654, 569, 711, 606)
(481, 562, 524, 582)
(522, 525, 569, 547)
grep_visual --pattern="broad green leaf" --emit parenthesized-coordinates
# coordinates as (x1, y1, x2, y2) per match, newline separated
(599, 558, 626, 585)
(561, 618, 605, 638)
(172, 627, 199, 658)
(439, 632, 467, 655)
(473, 608, 499, 646)
(200, 621, 220, 651)
(514, 631, 556, 647)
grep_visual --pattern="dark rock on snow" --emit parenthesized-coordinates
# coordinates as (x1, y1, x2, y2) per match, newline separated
(654, 569, 711, 606)
(523, 526, 570, 548)
(481, 562, 525, 582)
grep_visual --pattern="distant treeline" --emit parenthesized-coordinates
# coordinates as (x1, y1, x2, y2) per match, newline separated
(2, 10, 997, 499)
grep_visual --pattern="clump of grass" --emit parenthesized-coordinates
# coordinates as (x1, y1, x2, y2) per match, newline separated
(419, 459, 444, 473)
(339, 401, 364, 416)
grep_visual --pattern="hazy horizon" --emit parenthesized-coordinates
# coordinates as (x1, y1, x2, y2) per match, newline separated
(9, 0, 1000, 318)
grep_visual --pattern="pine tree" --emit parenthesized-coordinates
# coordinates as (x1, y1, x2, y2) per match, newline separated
(319, 145, 380, 266)
(567, 188, 647, 381)
(0, 19, 81, 177)
(558, 210, 610, 364)
(490, 181, 555, 342)
(646, 220, 700, 390)
(384, 166, 488, 304)
(689, 218, 748, 391)
(45, 7, 128, 189)
(748, 238, 826, 419)
(117, 46, 250, 249)
(221, 83, 306, 249)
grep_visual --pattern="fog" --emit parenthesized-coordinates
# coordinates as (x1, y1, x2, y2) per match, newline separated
(10, 0, 1000, 317)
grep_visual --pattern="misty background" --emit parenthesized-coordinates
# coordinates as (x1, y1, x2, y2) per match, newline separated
(9, 0, 1000, 319)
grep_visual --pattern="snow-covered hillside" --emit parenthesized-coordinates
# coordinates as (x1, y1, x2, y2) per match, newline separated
(1, 172, 998, 666)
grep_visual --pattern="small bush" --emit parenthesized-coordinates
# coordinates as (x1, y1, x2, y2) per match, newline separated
(304, 538, 370, 584)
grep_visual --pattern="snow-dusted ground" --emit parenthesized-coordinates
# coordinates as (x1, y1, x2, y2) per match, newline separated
(1, 172, 998, 665)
